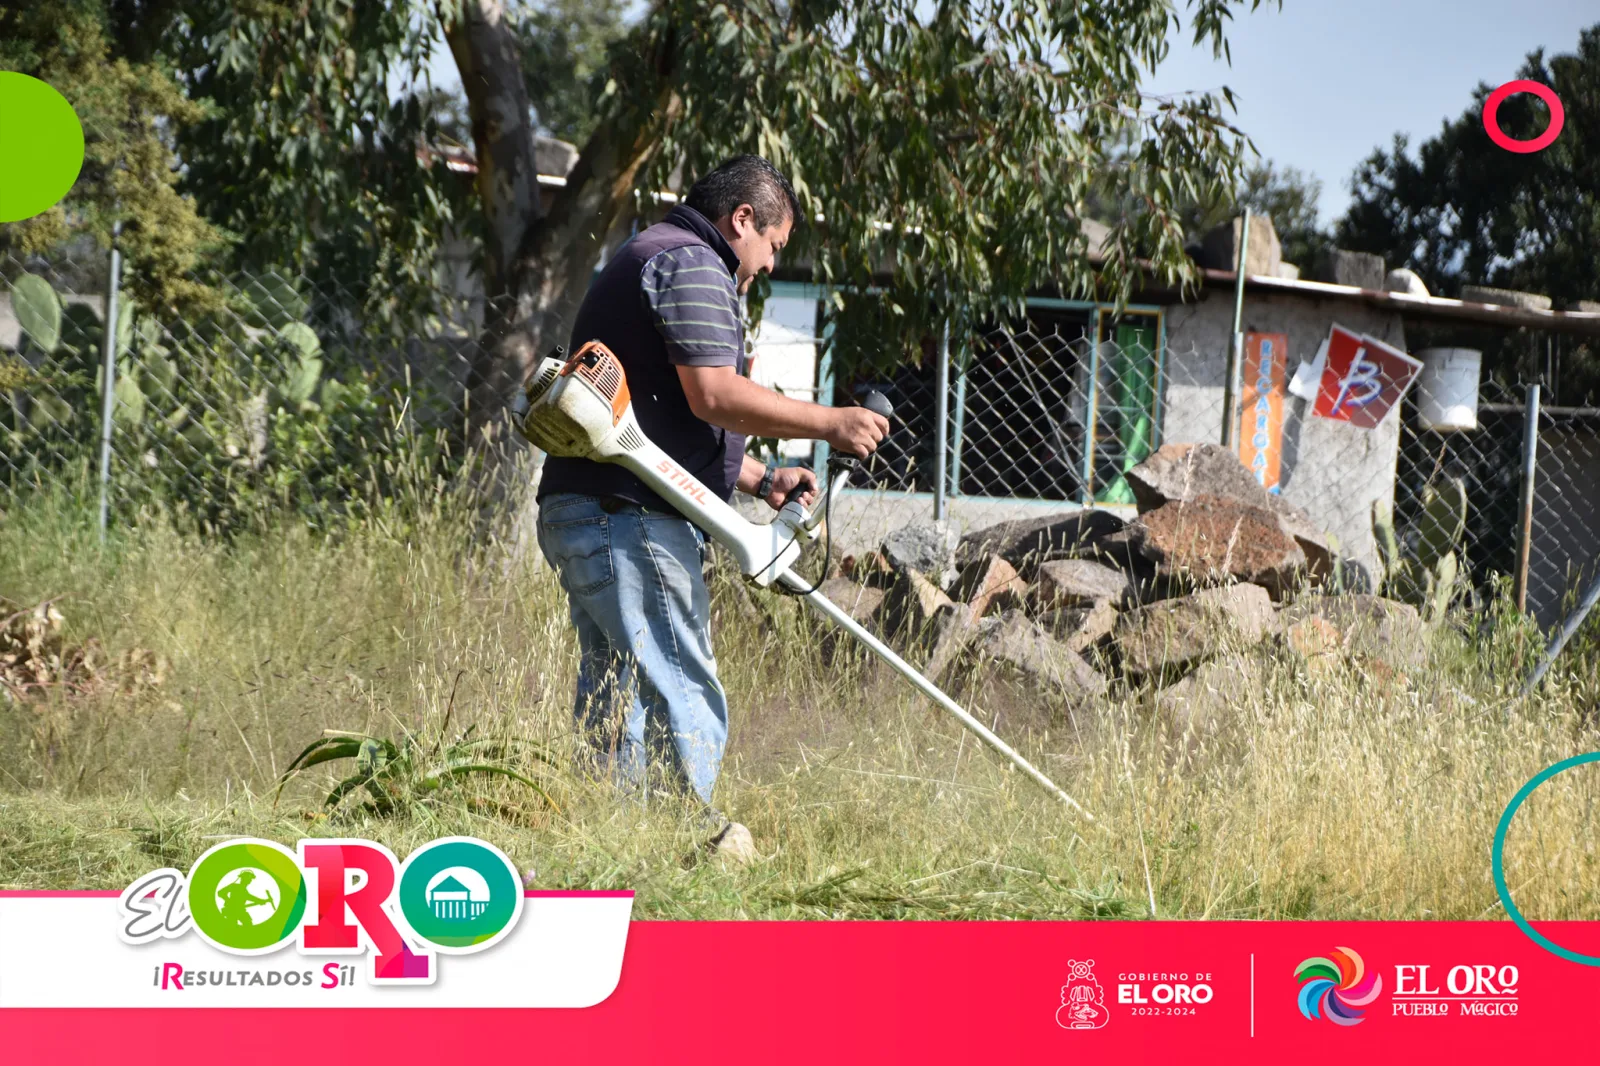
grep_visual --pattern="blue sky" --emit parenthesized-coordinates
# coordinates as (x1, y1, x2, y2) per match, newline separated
(1143, 1, 1598, 225)
(423, 2, 1596, 226)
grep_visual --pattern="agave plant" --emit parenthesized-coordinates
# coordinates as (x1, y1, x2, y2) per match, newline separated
(276, 725, 560, 817)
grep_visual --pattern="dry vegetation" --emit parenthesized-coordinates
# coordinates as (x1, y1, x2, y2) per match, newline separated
(1, 477, 1597, 922)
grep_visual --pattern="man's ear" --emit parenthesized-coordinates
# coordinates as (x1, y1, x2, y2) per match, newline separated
(729, 203, 756, 236)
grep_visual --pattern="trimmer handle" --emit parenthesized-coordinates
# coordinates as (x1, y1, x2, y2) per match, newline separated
(860, 389, 894, 421)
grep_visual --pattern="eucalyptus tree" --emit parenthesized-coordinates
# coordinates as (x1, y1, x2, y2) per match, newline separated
(8, 0, 1279, 439)
(444, 0, 1278, 424)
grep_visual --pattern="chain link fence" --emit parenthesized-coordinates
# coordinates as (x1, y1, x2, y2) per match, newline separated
(836, 308, 1600, 628)
(0, 241, 487, 534)
(5, 238, 1596, 628)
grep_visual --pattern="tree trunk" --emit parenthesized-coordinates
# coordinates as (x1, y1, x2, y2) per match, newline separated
(443, 0, 679, 447)
(441, 1, 680, 562)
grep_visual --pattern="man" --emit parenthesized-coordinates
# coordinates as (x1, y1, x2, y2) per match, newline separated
(536, 155, 888, 857)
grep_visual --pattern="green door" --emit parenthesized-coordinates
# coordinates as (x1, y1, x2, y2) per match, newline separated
(1093, 319, 1158, 505)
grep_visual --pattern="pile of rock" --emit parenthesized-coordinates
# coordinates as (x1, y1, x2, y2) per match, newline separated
(819, 443, 1427, 718)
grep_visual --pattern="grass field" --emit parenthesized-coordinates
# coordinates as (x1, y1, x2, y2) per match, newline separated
(2, 479, 1597, 921)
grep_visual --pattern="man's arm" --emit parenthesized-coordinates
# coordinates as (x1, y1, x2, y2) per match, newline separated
(677, 364, 887, 456)
(638, 245, 888, 456)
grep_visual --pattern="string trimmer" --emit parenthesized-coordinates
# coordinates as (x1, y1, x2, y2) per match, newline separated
(519, 340, 1089, 817)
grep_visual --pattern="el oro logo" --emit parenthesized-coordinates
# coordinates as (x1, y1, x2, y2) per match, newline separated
(117, 836, 523, 985)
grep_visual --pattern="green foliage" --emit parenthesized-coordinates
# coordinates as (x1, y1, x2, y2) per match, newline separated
(1173, 160, 1332, 267)
(1, 272, 448, 536)
(157, 0, 463, 331)
(277, 727, 560, 818)
(3, 0, 462, 330)
(11, 274, 62, 354)
(515, 0, 633, 144)
(0, 0, 226, 314)
(1337, 22, 1600, 397)
(624, 0, 1274, 367)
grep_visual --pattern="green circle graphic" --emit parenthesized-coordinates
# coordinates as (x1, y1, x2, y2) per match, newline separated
(0, 73, 85, 224)
(1492, 751, 1600, 967)
(187, 840, 308, 954)
(398, 838, 522, 954)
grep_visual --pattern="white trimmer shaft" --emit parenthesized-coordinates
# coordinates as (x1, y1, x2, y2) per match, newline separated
(780, 570, 1092, 818)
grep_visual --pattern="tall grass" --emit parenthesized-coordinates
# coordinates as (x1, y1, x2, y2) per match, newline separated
(1, 474, 1597, 921)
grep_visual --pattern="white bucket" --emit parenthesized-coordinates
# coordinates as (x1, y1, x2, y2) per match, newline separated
(1415, 348, 1482, 431)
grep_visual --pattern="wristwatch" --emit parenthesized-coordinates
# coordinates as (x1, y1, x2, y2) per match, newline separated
(757, 462, 777, 498)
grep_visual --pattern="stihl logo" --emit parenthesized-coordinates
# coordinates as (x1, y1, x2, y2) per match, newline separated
(656, 458, 710, 506)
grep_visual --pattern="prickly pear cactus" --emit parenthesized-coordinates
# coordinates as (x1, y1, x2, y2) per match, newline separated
(11, 274, 62, 353)
(1416, 476, 1467, 572)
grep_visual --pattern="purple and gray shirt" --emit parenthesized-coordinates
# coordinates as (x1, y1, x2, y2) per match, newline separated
(538, 204, 748, 510)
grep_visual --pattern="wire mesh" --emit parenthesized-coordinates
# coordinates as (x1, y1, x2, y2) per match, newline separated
(4, 238, 1596, 628)
(833, 307, 1600, 628)
(0, 243, 485, 533)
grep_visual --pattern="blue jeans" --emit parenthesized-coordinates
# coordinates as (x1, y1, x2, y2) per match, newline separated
(536, 493, 729, 805)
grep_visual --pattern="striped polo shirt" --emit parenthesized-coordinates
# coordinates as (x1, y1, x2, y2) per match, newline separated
(538, 205, 748, 510)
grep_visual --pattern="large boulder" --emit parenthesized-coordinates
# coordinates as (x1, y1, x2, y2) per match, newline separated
(1033, 559, 1131, 610)
(1154, 655, 1255, 741)
(840, 550, 896, 587)
(1310, 248, 1385, 290)
(875, 569, 954, 651)
(949, 554, 1029, 619)
(1125, 443, 1333, 581)
(1460, 285, 1552, 311)
(815, 578, 888, 663)
(1120, 495, 1306, 598)
(1277, 594, 1428, 672)
(818, 577, 886, 629)
(1200, 214, 1282, 276)
(1038, 601, 1119, 655)
(1114, 584, 1275, 678)
(882, 520, 962, 581)
(957, 510, 1125, 578)
(1127, 441, 1271, 513)
(965, 610, 1107, 702)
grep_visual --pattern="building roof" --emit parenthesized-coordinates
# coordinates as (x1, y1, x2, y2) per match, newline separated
(1196, 268, 1600, 338)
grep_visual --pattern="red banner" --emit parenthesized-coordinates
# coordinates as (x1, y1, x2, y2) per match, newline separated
(8, 917, 1600, 1063)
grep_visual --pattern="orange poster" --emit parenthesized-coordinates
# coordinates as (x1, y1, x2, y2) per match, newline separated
(1238, 332, 1287, 492)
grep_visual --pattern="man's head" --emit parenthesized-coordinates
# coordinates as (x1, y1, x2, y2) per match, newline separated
(685, 155, 799, 293)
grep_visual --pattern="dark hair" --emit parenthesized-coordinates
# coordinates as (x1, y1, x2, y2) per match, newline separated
(685, 154, 800, 232)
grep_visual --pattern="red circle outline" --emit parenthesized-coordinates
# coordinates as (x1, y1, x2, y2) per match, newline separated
(1483, 80, 1564, 154)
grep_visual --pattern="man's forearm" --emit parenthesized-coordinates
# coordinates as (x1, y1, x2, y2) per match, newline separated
(735, 454, 767, 495)
(681, 368, 837, 439)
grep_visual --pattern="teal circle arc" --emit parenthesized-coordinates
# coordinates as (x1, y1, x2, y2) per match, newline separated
(1491, 751, 1600, 967)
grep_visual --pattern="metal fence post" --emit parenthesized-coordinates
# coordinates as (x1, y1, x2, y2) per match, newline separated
(1514, 383, 1541, 613)
(1080, 331, 1100, 504)
(1522, 568, 1600, 696)
(97, 221, 123, 542)
(948, 331, 968, 500)
(933, 319, 950, 522)
(1221, 208, 1251, 449)
(814, 303, 835, 475)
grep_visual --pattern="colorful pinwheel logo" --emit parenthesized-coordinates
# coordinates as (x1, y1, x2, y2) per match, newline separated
(1295, 946, 1383, 1026)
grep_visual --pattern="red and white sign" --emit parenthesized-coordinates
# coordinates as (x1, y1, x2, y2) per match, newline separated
(1311, 325, 1423, 429)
